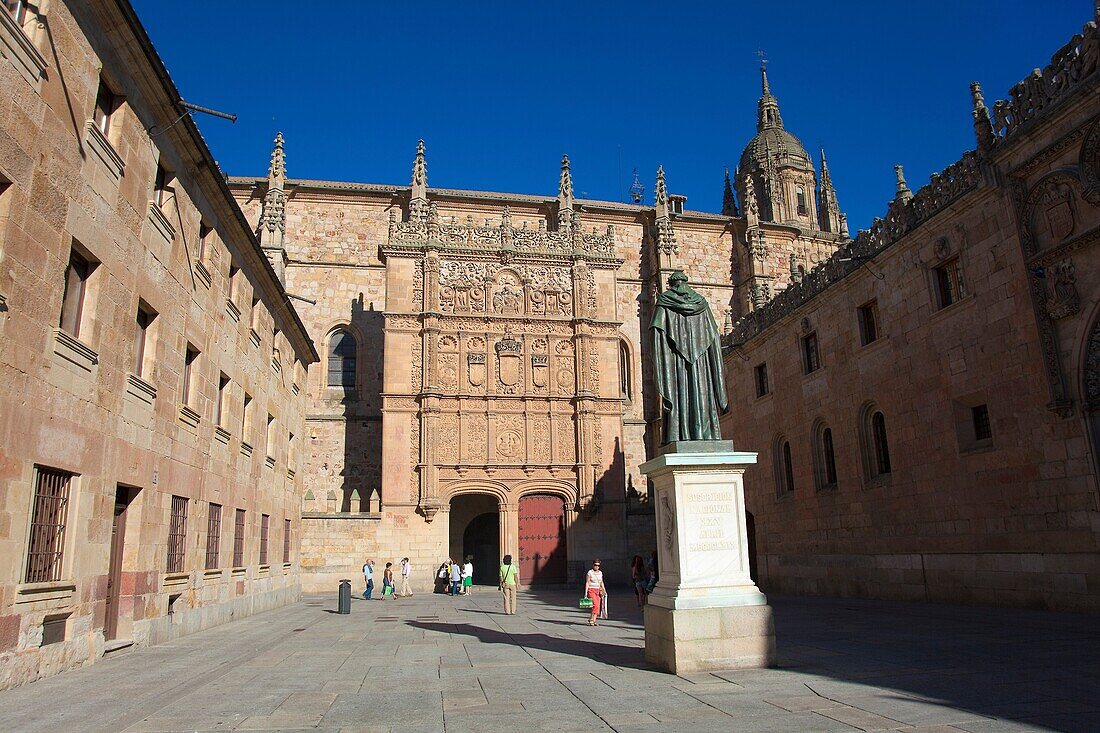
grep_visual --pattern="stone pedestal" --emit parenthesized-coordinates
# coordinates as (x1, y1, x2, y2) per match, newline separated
(640, 441, 776, 673)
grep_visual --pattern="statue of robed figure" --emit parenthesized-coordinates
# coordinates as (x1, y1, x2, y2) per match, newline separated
(651, 271, 729, 444)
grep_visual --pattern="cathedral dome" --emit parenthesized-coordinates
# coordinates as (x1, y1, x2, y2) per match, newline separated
(738, 126, 814, 176)
(738, 65, 815, 177)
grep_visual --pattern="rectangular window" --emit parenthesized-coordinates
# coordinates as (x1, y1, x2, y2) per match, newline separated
(41, 615, 68, 646)
(60, 245, 94, 338)
(972, 404, 992, 441)
(134, 301, 156, 377)
(93, 79, 120, 136)
(205, 503, 221, 569)
(283, 519, 291, 564)
(858, 301, 879, 345)
(266, 414, 276, 458)
(215, 373, 230, 427)
(934, 257, 964, 309)
(802, 332, 820, 374)
(3, 0, 28, 24)
(233, 509, 246, 567)
(259, 514, 269, 565)
(197, 222, 211, 262)
(167, 495, 188, 573)
(754, 363, 769, 398)
(182, 344, 199, 406)
(25, 467, 72, 583)
(154, 165, 173, 207)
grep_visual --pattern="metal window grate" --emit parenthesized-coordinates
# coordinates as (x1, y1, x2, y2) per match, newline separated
(167, 495, 188, 573)
(26, 468, 72, 583)
(259, 514, 269, 565)
(206, 503, 221, 569)
(283, 519, 291, 564)
(972, 404, 992, 441)
(233, 509, 245, 567)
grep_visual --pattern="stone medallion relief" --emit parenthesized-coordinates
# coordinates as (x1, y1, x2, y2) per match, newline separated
(437, 260, 574, 317)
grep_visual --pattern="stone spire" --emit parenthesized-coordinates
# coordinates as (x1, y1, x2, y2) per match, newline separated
(257, 132, 288, 283)
(756, 62, 784, 132)
(893, 164, 913, 204)
(970, 82, 996, 151)
(722, 167, 739, 217)
(654, 165, 677, 258)
(557, 154, 574, 231)
(409, 139, 429, 222)
(817, 149, 843, 234)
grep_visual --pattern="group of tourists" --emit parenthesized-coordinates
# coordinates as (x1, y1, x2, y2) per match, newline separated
(435, 557, 475, 595)
(358, 551, 658, 625)
(360, 557, 412, 600)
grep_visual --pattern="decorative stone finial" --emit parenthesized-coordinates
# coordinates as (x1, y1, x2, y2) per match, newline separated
(557, 154, 574, 231)
(409, 140, 429, 222)
(654, 166, 677, 256)
(894, 164, 913, 203)
(267, 132, 286, 188)
(722, 167, 738, 217)
(970, 82, 996, 151)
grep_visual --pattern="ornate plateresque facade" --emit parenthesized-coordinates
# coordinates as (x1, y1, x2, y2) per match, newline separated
(231, 69, 848, 591)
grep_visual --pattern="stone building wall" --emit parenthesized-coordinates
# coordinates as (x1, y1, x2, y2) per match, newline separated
(722, 11, 1100, 611)
(0, 0, 316, 689)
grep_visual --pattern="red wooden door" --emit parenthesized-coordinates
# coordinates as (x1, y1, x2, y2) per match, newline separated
(518, 494, 567, 585)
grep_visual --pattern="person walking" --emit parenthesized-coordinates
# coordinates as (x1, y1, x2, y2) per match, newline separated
(584, 559, 606, 626)
(399, 557, 413, 597)
(362, 559, 374, 600)
(380, 562, 396, 599)
(462, 556, 474, 596)
(449, 559, 462, 596)
(631, 554, 649, 607)
(499, 554, 518, 614)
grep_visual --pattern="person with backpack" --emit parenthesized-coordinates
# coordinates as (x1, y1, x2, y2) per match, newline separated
(499, 554, 518, 614)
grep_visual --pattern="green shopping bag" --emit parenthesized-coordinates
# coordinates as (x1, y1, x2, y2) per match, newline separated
(579, 597, 593, 609)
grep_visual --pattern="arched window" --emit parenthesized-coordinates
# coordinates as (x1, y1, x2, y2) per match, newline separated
(774, 436, 794, 497)
(796, 186, 808, 215)
(619, 339, 632, 401)
(871, 412, 891, 475)
(812, 421, 838, 491)
(327, 330, 357, 389)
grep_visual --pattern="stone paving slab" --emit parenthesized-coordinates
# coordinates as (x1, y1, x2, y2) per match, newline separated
(0, 590, 1098, 732)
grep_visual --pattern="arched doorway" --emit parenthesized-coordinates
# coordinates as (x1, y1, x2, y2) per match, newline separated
(518, 494, 567, 585)
(449, 494, 499, 585)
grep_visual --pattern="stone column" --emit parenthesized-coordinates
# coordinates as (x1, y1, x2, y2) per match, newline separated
(639, 442, 775, 673)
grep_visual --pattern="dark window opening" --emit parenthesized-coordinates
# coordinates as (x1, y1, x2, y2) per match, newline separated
(872, 411, 892, 475)
(93, 80, 120, 136)
(972, 404, 992, 441)
(233, 509, 246, 567)
(60, 246, 94, 338)
(934, 257, 964, 309)
(802, 332, 820, 374)
(283, 519, 291, 564)
(782, 441, 795, 494)
(327, 330, 358, 388)
(260, 514, 269, 565)
(754, 363, 769, 397)
(822, 427, 838, 487)
(858, 301, 879, 345)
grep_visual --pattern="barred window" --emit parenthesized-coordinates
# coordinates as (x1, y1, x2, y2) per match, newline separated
(934, 257, 965, 309)
(858, 301, 879, 345)
(283, 519, 291, 564)
(167, 495, 187, 573)
(802, 332, 820, 374)
(872, 412, 892, 476)
(259, 514, 269, 565)
(233, 509, 246, 567)
(25, 468, 72, 583)
(205, 503, 221, 570)
(754, 362, 769, 397)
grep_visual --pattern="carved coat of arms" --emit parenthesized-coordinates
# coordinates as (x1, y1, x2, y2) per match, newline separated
(495, 336, 522, 389)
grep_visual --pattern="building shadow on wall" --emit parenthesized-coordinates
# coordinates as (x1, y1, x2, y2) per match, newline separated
(341, 294, 384, 512)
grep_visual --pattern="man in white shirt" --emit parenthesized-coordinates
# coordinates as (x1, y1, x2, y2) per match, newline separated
(399, 557, 412, 597)
(362, 559, 374, 600)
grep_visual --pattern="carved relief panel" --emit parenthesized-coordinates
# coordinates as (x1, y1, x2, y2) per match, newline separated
(495, 334, 523, 394)
(436, 260, 574, 317)
(437, 335, 459, 391)
(494, 414, 525, 462)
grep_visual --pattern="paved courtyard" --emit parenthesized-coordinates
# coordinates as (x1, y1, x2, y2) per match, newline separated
(1, 589, 1097, 733)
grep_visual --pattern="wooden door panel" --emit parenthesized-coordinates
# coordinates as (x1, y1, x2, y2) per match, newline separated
(518, 494, 566, 585)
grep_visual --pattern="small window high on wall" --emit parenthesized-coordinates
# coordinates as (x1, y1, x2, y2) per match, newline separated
(619, 340, 632, 401)
(327, 330, 357, 389)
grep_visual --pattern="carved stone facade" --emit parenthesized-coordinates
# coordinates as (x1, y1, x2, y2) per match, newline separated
(230, 89, 848, 589)
(724, 8, 1100, 612)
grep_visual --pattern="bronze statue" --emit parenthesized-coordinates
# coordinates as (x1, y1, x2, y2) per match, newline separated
(651, 271, 729, 443)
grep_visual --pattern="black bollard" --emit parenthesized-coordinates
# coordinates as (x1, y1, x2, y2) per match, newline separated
(338, 579, 351, 614)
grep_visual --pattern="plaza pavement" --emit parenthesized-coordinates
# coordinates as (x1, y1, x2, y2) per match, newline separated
(0, 588, 1097, 732)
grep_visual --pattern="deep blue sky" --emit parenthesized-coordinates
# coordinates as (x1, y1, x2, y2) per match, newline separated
(132, 1, 1091, 231)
